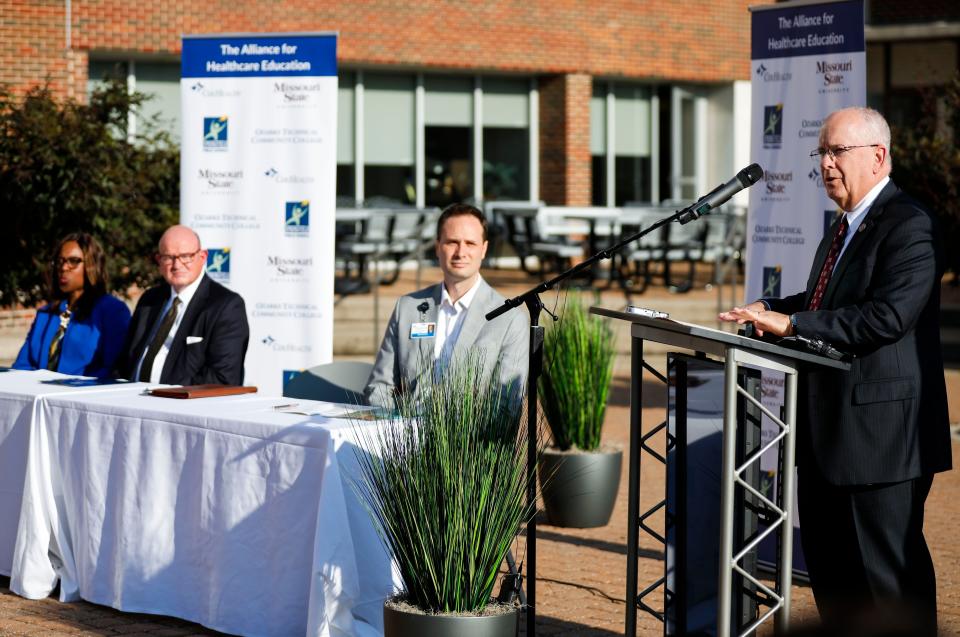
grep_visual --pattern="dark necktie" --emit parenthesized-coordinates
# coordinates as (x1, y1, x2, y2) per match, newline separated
(807, 217, 848, 311)
(46, 307, 72, 371)
(139, 297, 182, 382)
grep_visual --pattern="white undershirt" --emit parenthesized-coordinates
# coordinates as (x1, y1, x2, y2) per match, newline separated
(434, 276, 483, 364)
(134, 271, 205, 383)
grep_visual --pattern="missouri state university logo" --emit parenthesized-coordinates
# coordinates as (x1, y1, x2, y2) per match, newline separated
(205, 248, 231, 284)
(762, 265, 782, 298)
(203, 116, 229, 150)
(284, 200, 310, 237)
(763, 104, 783, 149)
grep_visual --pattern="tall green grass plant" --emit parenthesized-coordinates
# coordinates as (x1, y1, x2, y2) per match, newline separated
(353, 355, 532, 614)
(539, 296, 616, 451)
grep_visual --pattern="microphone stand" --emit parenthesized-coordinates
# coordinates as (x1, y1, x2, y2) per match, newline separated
(486, 203, 700, 637)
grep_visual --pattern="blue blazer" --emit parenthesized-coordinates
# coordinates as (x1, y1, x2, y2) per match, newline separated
(13, 295, 132, 378)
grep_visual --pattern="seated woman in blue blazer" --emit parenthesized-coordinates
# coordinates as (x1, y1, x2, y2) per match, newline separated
(13, 233, 131, 377)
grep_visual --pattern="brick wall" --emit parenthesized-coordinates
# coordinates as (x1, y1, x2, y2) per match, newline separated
(539, 73, 592, 206)
(2, 0, 764, 98)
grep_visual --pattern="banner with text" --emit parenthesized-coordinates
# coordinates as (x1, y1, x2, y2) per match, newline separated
(746, 0, 864, 569)
(181, 33, 337, 395)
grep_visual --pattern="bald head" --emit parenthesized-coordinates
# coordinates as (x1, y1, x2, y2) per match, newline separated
(158, 225, 202, 253)
(156, 224, 207, 293)
(818, 107, 892, 211)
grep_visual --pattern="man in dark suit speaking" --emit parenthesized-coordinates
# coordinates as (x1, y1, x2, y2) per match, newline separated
(116, 225, 249, 385)
(720, 107, 950, 633)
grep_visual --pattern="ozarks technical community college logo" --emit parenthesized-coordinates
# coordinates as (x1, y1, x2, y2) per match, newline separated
(203, 116, 229, 150)
(206, 248, 231, 284)
(762, 104, 783, 149)
(762, 265, 782, 298)
(284, 200, 310, 236)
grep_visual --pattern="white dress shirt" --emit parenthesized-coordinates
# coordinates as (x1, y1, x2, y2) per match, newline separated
(135, 271, 206, 383)
(434, 275, 483, 364)
(836, 175, 890, 265)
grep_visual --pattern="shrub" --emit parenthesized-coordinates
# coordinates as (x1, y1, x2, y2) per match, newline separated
(538, 296, 616, 451)
(0, 80, 179, 305)
(353, 355, 532, 613)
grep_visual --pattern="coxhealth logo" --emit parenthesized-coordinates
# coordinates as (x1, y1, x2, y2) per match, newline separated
(192, 83, 241, 99)
(755, 63, 792, 83)
(203, 116, 228, 150)
(815, 59, 852, 93)
(284, 201, 310, 237)
(264, 167, 316, 185)
(763, 104, 783, 149)
(262, 335, 311, 354)
(206, 248, 231, 284)
(762, 265, 782, 298)
(808, 165, 823, 188)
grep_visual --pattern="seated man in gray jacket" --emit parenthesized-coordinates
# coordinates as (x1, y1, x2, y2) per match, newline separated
(364, 203, 529, 407)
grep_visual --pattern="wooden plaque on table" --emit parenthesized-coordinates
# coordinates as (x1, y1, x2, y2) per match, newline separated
(148, 384, 258, 399)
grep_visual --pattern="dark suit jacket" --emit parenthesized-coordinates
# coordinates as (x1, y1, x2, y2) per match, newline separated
(116, 275, 249, 386)
(763, 180, 950, 486)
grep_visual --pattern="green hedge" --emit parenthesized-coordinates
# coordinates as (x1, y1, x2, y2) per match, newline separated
(0, 80, 179, 305)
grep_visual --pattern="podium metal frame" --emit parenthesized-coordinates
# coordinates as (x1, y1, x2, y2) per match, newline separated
(591, 308, 849, 637)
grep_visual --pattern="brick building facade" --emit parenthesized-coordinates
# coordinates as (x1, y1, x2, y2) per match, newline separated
(1, 1, 956, 207)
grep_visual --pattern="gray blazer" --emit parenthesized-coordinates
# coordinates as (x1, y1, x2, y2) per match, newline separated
(364, 279, 529, 407)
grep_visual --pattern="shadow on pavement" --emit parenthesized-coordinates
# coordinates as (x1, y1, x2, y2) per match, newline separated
(535, 528, 665, 561)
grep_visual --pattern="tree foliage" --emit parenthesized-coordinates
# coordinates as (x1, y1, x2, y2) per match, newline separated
(0, 80, 179, 305)
(891, 73, 960, 280)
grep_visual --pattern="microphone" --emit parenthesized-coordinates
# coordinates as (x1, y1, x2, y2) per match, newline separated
(677, 163, 764, 224)
(794, 334, 847, 361)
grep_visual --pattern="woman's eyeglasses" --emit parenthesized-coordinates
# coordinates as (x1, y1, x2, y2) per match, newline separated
(53, 257, 84, 269)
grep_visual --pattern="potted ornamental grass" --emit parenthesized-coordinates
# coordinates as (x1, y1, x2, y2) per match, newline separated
(538, 295, 620, 528)
(353, 354, 534, 637)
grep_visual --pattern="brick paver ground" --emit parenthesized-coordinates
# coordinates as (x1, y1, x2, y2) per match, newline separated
(1, 264, 959, 636)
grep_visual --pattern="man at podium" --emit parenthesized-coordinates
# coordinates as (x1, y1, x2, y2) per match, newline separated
(719, 107, 950, 635)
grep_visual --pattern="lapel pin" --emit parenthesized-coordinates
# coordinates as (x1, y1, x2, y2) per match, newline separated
(858, 223, 866, 233)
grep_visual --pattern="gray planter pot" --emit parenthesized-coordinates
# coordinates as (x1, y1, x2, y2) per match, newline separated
(539, 446, 623, 528)
(383, 601, 518, 637)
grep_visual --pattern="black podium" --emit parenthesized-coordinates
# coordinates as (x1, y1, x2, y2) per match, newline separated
(591, 308, 850, 637)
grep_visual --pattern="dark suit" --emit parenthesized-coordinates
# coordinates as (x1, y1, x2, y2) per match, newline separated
(116, 275, 249, 385)
(763, 180, 950, 630)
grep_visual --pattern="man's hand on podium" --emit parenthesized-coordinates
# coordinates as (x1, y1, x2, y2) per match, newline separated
(718, 302, 794, 337)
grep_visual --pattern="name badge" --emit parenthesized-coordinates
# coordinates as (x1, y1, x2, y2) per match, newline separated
(410, 322, 436, 339)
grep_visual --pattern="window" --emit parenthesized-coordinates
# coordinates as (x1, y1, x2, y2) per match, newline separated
(363, 74, 416, 206)
(482, 78, 529, 201)
(337, 71, 356, 203)
(424, 76, 473, 207)
(87, 59, 181, 142)
(591, 81, 656, 206)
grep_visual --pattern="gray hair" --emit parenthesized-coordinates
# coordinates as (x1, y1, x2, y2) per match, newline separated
(822, 106, 892, 168)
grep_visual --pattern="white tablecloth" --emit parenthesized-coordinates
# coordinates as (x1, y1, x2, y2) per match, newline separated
(0, 370, 148, 576)
(0, 371, 398, 636)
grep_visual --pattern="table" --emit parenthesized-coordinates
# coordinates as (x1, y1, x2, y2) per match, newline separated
(0, 370, 398, 637)
(0, 369, 148, 577)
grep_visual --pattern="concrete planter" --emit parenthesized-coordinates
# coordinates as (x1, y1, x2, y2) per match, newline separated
(383, 601, 518, 637)
(539, 446, 622, 528)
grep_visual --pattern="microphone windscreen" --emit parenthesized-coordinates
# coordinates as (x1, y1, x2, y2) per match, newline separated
(739, 163, 764, 186)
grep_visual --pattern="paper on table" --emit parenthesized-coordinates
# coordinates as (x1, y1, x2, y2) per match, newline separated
(273, 402, 397, 420)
